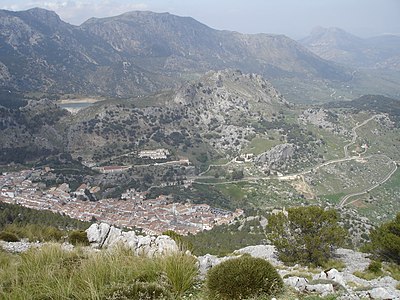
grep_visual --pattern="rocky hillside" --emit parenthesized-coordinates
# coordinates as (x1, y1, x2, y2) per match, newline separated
(0, 8, 349, 100)
(1, 222, 399, 300)
(0, 98, 68, 164)
(64, 70, 312, 165)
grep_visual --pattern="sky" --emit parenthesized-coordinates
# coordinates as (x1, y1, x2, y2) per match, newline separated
(1, 0, 399, 39)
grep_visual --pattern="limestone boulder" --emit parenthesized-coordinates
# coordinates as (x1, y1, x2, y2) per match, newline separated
(85, 223, 178, 256)
(86, 223, 111, 248)
(233, 245, 282, 266)
(305, 283, 335, 296)
(313, 268, 346, 287)
(368, 287, 396, 300)
(284, 276, 309, 291)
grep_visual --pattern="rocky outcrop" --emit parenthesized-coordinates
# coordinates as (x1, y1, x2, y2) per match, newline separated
(256, 143, 296, 170)
(86, 223, 178, 256)
(197, 254, 232, 278)
(368, 287, 397, 300)
(313, 268, 347, 287)
(284, 276, 309, 291)
(233, 245, 282, 266)
(206, 246, 400, 299)
(299, 108, 348, 135)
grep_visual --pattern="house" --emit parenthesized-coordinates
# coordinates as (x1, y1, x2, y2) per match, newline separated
(139, 149, 170, 160)
(95, 166, 130, 174)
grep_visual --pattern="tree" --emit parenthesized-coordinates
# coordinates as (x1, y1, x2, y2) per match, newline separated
(231, 169, 244, 180)
(267, 206, 346, 266)
(367, 213, 400, 264)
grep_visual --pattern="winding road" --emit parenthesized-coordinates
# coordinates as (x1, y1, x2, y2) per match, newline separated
(192, 113, 398, 209)
(339, 159, 398, 207)
(343, 114, 384, 158)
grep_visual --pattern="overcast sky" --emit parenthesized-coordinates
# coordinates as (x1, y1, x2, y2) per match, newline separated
(1, 0, 399, 39)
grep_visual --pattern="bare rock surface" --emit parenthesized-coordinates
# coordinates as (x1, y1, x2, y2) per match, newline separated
(233, 245, 282, 266)
(197, 253, 232, 278)
(0, 240, 42, 253)
(256, 143, 296, 171)
(85, 222, 178, 256)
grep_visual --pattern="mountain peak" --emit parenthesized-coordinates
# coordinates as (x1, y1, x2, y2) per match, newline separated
(23, 7, 62, 23)
(306, 26, 361, 42)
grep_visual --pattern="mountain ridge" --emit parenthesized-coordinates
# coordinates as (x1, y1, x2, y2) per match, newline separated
(300, 26, 400, 70)
(0, 8, 350, 101)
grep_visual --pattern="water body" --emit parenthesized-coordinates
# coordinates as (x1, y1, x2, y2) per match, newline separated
(59, 102, 94, 113)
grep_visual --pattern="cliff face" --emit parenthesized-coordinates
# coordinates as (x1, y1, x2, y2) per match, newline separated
(256, 143, 297, 171)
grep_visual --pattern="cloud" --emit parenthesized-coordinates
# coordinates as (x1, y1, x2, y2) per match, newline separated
(0, 0, 148, 24)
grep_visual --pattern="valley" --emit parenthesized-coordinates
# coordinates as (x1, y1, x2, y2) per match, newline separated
(0, 7, 399, 235)
(1, 70, 399, 227)
(1, 5, 400, 300)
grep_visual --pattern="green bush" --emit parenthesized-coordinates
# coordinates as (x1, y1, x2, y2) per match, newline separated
(162, 230, 193, 252)
(206, 255, 283, 299)
(367, 261, 382, 274)
(0, 231, 19, 242)
(163, 253, 198, 298)
(3, 224, 63, 242)
(267, 206, 346, 266)
(68, 230, 89, 246)
(367, 213, 400, 264)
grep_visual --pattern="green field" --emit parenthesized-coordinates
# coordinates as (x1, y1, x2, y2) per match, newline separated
(243, 136, 282, 155)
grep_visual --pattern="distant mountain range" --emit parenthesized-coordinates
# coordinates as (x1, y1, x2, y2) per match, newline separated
(0, 8, 349, 101)
(1, 8, 399, 102)
(300, 27, 400, 70)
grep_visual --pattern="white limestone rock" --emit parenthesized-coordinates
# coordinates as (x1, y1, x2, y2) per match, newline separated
(155, 235, 179, 255)
(121, 231, 139, 249)
(86, 222, 111, 248)
(85, 223, 178, 256)
(136, 235, 154, 255)
(305, 283, 335, 296)
(368, 287, 396, 300)
(335, 248, 371, 273)
(102, 226, 123, 248)
(284, 276, 309, 291)
(197, 254, 232, 278)
(233, 245, 282, 266)
(313, 268, 346, 287)
(0, 240, 42, 253)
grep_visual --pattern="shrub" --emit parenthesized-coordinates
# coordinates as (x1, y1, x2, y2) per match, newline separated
(0, 231, 19, 242)
(104, 281, 170, 300)
(353, 270, 381, 280)
(367, 261, 382, 274)
(162, 230, 193, 252)
(206, 255, 283, 299)
(68, 230, 89, 246)
(267, 206, 346, 266)
(2, 224, 63, 242)
(163, 253, 198, 298)
(367, 213, 400, 264)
